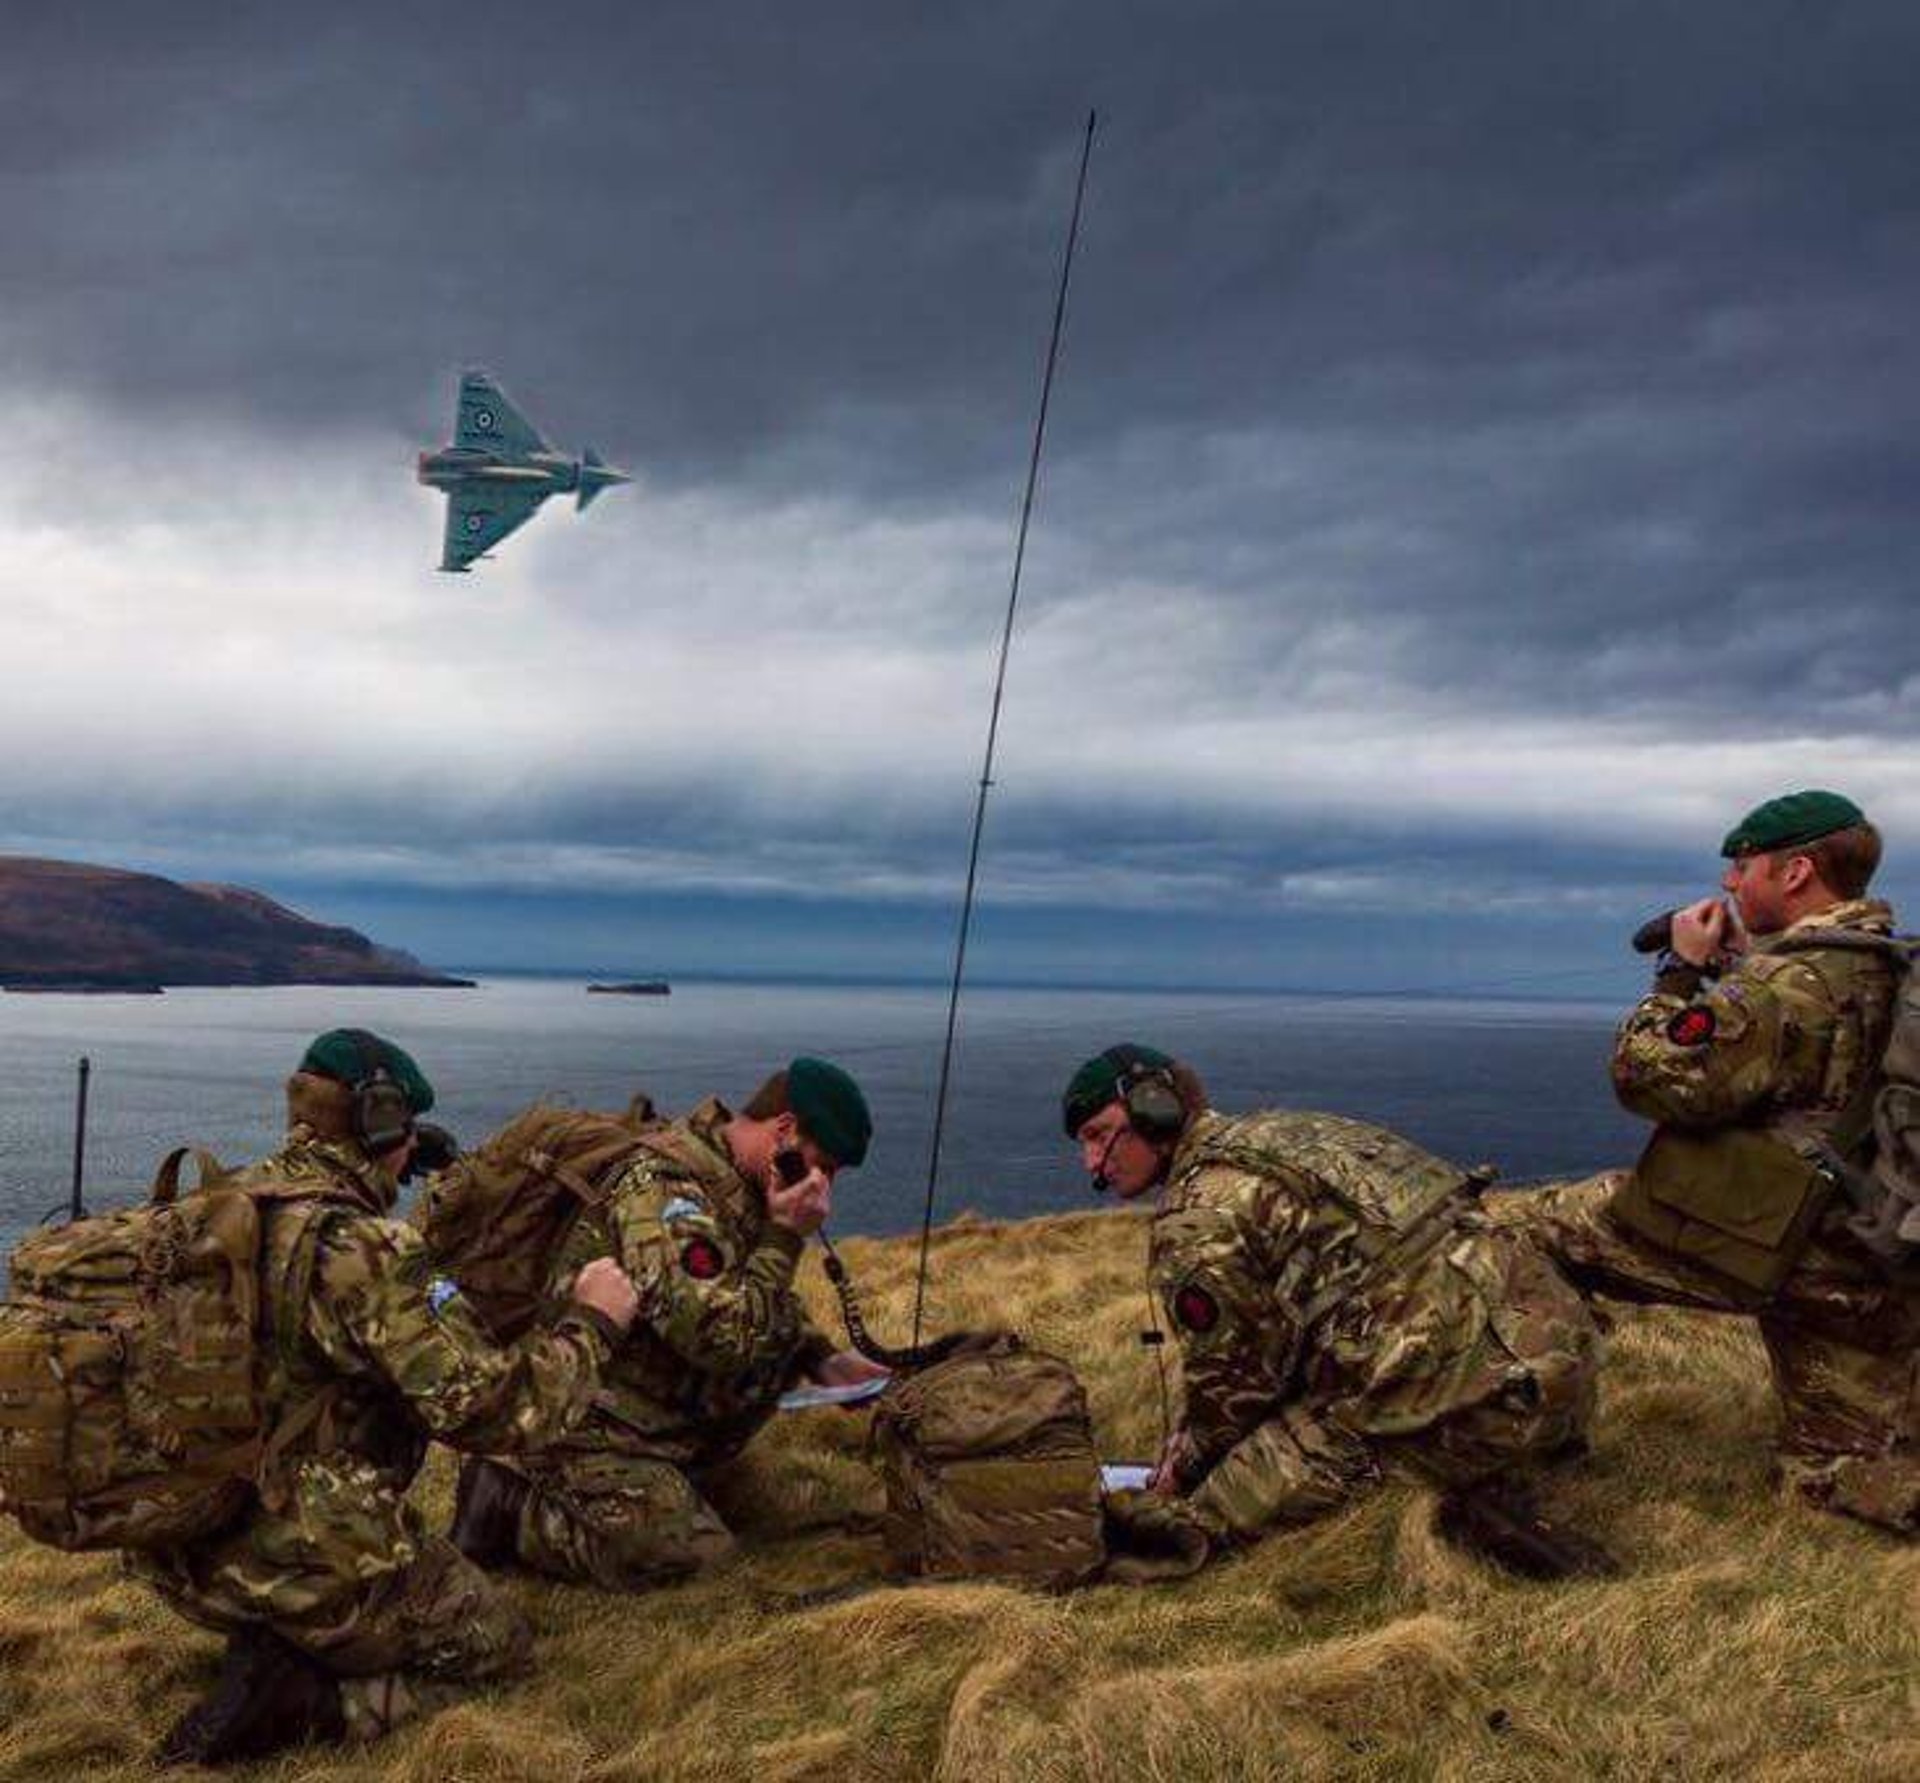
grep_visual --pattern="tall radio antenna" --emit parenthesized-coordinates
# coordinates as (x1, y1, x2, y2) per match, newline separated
(911, 110, 1099, 1346)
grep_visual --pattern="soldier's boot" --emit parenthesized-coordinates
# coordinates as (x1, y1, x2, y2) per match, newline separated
(1780, 1452, 1920, 1537)
(449, 1457, 530, 1569)
(1434, 1475, 1620, 1581)
(155, 1626, 346, 1767)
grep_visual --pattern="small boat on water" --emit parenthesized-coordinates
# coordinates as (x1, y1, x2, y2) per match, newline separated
(586, 980, 672, 996)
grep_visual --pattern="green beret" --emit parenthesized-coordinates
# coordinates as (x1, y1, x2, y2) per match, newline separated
(1720, 790, 1867, 858)
(788, 1056, 872, 1168)
(299, 1029, 435, 1116)
(1062, 1043, 1175, 1137)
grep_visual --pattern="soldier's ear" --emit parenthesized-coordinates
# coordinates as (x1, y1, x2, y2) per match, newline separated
(1781, 851, 1818, 896)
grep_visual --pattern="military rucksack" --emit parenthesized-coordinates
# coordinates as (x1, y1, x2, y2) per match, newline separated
(1778, 930, 1920, 1272)
(0, 1149, 339, 1552)
(411, 1097, 665, 1341)
(868, 1337, 1105, 1588)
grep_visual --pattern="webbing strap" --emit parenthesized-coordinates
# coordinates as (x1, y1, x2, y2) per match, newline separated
(1182, 1132, 1491, 1333)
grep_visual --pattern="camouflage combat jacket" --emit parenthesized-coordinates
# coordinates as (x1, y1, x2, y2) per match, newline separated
(240, 1126, 618, 1492)
(1152, 1110, 1552, 1530)
(550, 1099, 836, 1467)
(1612, 897, 1899, 1152)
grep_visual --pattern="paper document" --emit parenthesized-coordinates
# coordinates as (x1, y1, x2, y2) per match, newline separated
(1100, 1463, 1155, 1493)
(776, 1376, 893, 1412)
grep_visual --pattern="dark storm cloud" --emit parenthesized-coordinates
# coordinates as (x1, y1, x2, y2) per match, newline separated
(2, 0, 1916, 980)
(4, 0, 1914, 734)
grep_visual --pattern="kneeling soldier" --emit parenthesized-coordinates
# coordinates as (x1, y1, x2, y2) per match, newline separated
(1507, 791, 1917, 1533)
(451, 1057, 886, 1588)
(143, 1029, 641, 1766)
(1064, 1045, 1610, 1576)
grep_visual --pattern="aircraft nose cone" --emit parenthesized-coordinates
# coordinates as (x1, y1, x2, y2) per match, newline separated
(575, 455, 631, 510)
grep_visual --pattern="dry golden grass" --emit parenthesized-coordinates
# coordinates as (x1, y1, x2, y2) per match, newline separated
(2, 1206, 1916, 1780)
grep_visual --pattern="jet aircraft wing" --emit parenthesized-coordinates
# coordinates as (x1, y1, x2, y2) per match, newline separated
(454, 370, 551, 457)
(440, 484, 549, 572)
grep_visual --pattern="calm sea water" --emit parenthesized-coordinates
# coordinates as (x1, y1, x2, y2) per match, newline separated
(0, 977, 1644, 1251)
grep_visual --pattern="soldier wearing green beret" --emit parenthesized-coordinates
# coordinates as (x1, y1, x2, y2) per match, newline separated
(1062, 1046, 1608, 1577)
(141, 1029, 642, 1765)
(450, 1057, 887, 1590)
(1507, 790, 1919, 1534)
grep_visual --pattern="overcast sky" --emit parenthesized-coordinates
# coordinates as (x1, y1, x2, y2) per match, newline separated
(1, 2, 1914, 992)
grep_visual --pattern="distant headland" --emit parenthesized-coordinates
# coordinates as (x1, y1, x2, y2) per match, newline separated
(0, 856, 472, 990)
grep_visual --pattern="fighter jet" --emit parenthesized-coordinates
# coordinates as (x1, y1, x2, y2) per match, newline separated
(417, 369, 629, 571)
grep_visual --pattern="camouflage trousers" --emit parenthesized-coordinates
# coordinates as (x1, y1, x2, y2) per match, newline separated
(134, 1455, 532, 1743)
(1394, 1234, 1601, 1486)
(1193, 1236, 1599, 1537)
(514, 1448, 737, 1590)
(1508, 1172, 1920, 1535)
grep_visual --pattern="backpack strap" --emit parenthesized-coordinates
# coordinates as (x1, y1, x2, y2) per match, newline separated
(149, 1147, 230, 1205)
(1295, 1165, 1496, 1330)
(1179, 1128, 1493, 1331)
(520, 1145, 646, 1209)
(253, 1196, 350, 1512)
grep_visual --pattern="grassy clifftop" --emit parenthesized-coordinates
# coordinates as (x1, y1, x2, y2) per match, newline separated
(1, 1207, 1915, 1780)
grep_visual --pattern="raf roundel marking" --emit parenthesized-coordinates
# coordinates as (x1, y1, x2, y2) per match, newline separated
(1172, 1282, 1221, 1333)
(465, 513, 485, 533)
(1666, 1006, 1718, 1047)
(473, 407, 497, 430)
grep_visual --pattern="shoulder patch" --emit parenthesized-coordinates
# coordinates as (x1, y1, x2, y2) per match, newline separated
(1172, 1282, 1221, 1333)
(679, 1237, 724, 1280)
(426, 1276, 463, 1314)
(1666, 1006, 1717, 1047)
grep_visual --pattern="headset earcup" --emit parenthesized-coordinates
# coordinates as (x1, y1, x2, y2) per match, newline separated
(1124, 1073, 1186, 1141)
(355, 1076, 415, 1154)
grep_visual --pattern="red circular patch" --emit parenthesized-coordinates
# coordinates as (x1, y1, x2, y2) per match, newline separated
(1173, 1283, 1220, 1332)
(680, 1239, 723, 1280)
(1666, 1007, 1717, 1047)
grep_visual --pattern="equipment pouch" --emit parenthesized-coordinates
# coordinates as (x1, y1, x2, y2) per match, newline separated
(1610, 1127, 1831, 1296)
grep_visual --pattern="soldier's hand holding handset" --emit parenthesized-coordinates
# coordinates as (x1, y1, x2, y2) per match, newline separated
(570, 1257, 641, 1331)
(767, 1145, 832, 1236)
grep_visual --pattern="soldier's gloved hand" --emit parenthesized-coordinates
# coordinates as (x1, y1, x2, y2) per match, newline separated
(570, 1258, 641, 1333)
(1101, 1487, 1220, 1583)
(767, 1164, 832, 1236)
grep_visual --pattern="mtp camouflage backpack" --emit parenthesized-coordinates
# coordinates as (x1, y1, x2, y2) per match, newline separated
(411, 1096, 663, 1340)
(1781, 930, 1920, 1271)
(0, 1149, 340, 1552)
(869, 1336, 1104, 1587)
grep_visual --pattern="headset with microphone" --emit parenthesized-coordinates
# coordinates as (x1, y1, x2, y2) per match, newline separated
(1086, 1048, 1188, 1193)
